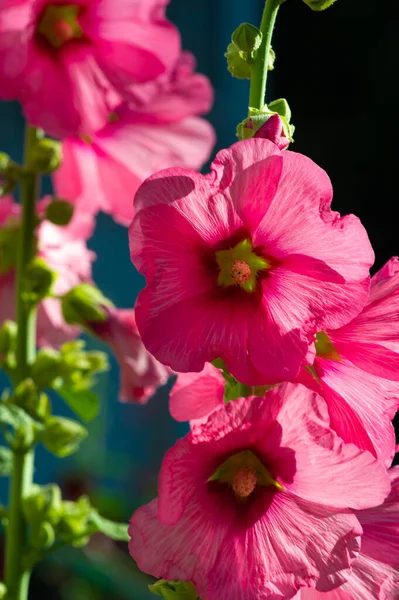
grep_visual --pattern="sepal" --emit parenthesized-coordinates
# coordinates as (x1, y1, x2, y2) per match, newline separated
(303, 0, 338, 10)
(149, 580, 198, 600)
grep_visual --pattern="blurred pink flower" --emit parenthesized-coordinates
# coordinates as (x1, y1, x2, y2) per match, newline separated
(129, 138, 373, 385)
(54, 52, 215, 225)
(87, 307, 171, 403)
(0, 0, 180, 138)
(254, 114, 290, 150)
(294, 466, 399, 600)
(298, 257, 399, 466)
(129, 383, 390, 600)
(169, 362, 224, 423)
(0, 196, 94, 347)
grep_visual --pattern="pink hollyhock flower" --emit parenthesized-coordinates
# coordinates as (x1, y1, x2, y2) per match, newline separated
(0, 196, 94, 347)
(169, 362, 225, 423)
(0, 0, 180, 138)
(129, 138, 373, 385)
(87, 307, 171, 403)
(297, 257, 399, 466)
(53, 52, 215, 225)
(254, 114, 291, 150)
(129, 383, 390, 600)
(294, 467, 399, 600)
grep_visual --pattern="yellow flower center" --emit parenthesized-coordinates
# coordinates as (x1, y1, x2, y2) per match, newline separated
(38, 5, 83, 49)
(215, 239, 271, 293)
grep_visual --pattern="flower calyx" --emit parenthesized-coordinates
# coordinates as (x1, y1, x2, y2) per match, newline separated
(237, 100, 295, 145)
(149, 580, 198, 600)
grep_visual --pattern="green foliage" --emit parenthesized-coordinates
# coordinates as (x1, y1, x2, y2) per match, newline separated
(89, 510, 129, 541)
(211, 359, 273, 402)
(44, 198, 74, 226)
(149, 580, 198, 600)
(57, 386, 100, 422)
(0, 152, 20, 197)
(0, 218, 20, 274)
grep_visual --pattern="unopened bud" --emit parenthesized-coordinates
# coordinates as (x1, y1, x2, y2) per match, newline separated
(45, 198, 74, 226)
(22, 257, 57, 305)
(225, 43, 251, 79)
(31, 348, 62, 389)
(302, 0, 337, 10)
(61, 283, 113, 327)
(27, 138, 62, 174)
(42, 416, 88, 457)
(0, 320, 17, 357)
(149, 580, 198, 600)
(0, 152, 20, 196)
(232, 23, 262, 57)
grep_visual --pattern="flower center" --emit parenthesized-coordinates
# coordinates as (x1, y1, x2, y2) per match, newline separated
(232, 466, 257, 498)
(37, 5, 83, 49)
(231, 260, 251, 284)
(216, 239, 271, 293)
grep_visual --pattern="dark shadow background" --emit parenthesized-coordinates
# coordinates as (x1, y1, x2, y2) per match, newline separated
(0, 0, 398, 598)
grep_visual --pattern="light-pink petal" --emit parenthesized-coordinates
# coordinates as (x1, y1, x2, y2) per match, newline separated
(170, 363, 225, 422)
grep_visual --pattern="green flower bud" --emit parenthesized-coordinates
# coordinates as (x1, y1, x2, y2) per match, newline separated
(31, 348, 62, 389)
(0, 582, 7, 599)
(225, 43, 251, 79)
(22, 257, 58, 306)
(42, 416, 88, 457)
(0, 320, 17, 357)
(45, 198, 74, 226)
(31, 521, 56, 550)
(231, 23, 262, 57)
(0, 152, 20, 196)
(61, 283, 113, 327)
(26, 138, 62, 174)
(149, 580, 198, 600)
(23, 484, 63, 526)
(302, 0, 337, 10)
(58, 496, 92, 543)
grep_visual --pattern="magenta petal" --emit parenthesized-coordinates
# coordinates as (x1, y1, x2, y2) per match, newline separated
(170, 363, 225, 422)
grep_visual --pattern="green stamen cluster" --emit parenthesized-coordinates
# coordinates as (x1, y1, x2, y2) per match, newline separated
(38, 5, 83, 49)
(215, 239, 270, 293)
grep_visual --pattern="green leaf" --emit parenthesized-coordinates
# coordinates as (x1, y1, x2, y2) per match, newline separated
(89, 510, 129, 541)
(0, 447, 12, 476)
(57, 386, 100, 422)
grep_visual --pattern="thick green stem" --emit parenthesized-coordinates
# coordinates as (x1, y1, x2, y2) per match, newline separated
(4, 125, 40, 600)
(248, 0, 281, 111)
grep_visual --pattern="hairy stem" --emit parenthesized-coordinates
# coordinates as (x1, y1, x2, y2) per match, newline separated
(4, 124, 40, 600)
(248, 0, 281, 111)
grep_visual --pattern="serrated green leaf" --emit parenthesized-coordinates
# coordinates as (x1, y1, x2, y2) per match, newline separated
(57, 386, 100, 422)
(89, 510, 129, 541)
(0, 447, 12, 476)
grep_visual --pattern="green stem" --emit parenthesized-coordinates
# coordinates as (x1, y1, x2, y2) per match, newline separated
(4, 125, 40, 600)
(248, 0, 281, 111)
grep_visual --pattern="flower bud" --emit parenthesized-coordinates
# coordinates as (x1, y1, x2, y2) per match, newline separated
(149, 580, 198, 600)
(31, 521, 56, 550)
(23, 484, 63, 526)
(31, 348, 62, 389)
(61, 283, 113, 327)
(236, 100, 294, 148)
(302, 0, 337, 10)
(0, 152, 20, 196)
(0, 320, 17, 358)
(27, 138, 62, 174)
(45, 198, 74, 226)
(225, 43, 251, 79)
(231, 23, 263, 57)
(42, 416, 88, 457)
(22, 257, 58, 306)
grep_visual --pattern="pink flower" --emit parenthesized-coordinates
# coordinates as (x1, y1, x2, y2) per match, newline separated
(169, 362, 225, 423)
(294, 467, 399, 600)
(54, 52, 215, 225)
(254, 114, 291, 150)
(88, 307, 171, 403)
(298, 257, 399, 466)
(129, 138, 373, 385)
(129, 383, 390, 600)
(0, 196, 94, 347)
(0, 0, 180, 138)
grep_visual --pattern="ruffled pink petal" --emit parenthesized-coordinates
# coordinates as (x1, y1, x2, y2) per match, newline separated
(294, 589, 351, 600)
(302, 357, 399, 466)
(257, 384, 391, 509)
(169, 363, 225, 422)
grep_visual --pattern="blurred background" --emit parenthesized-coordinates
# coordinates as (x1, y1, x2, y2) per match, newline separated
(0, 0, 398, 597)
